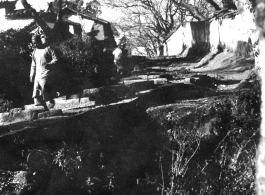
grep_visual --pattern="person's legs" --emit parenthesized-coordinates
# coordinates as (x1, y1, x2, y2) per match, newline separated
(39, 79, 54, 110)
(33, 81, 44, 106)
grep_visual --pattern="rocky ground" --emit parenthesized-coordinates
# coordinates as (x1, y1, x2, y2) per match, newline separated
(0, 51, 258, 194)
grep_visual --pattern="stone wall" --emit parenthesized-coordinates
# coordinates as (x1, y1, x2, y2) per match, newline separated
(164, 7, 257, 57)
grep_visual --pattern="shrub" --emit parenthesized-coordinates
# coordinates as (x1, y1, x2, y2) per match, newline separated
(0, 26, 115, 107)
(52, 36, 115, 87)
(155, 75, 261, 194)
(0, 26, 32, 107)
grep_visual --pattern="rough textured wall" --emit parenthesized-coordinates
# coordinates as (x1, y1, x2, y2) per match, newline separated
(164, 7, 257, 57)
(218, 10, 257, 54)
(255, 0, 265, 193)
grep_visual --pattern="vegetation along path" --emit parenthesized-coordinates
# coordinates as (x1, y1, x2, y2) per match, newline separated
(0, 49, 260, 194)
(0, 0, 261, 194)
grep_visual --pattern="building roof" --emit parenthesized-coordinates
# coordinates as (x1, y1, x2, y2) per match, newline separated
(5, 9, 31, 20)
(61, 7, 109, 24)
(0, 0, 17, 8)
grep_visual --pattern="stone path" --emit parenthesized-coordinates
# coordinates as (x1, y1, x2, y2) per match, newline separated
(0, 53, 254, 127)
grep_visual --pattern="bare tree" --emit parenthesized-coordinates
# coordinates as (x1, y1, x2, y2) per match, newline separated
(102, 0, 181, 56)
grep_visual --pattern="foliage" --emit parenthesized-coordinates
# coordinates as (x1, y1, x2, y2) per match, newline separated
(52, 141, 115, 194)
(155, 74, 261, 194)
(45, 72, 261, 195)
(204, 90, 259, 194)
(52, 35, 114, 86)
(52, 0, 102, 16)
(53, 142, 83, 178)
(0, 26, 32, 108)
(0, 21, 115, 108)
(0, 28, 31, 57)
(0, 171, 15, 193)
(0, 98, 13, 113)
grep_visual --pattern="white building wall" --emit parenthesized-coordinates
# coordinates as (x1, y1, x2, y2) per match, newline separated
(163, 8, 256, 56)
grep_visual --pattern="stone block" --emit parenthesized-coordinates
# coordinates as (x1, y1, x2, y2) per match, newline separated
(66, 93, 82, 99)
(38, 109, 63, 119)
(83, 87, 102, 96)
(153, 78, 168, 85)
(79, 98, 95, 108)
(183, 77, 199, 84)
(137, 75, 160, 80)
(52, 98, 96, 110)
(24, 104, 46, 111)
(52, 99, 77, 110)
(83, 88, 103, 102)
(120, 80, 154, 95)
(146, 97, 220, 139)
(23, 96, 95, 111)
(0, 110, 40, 126)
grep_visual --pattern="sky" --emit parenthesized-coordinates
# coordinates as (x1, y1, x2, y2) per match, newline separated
(0, 0, 118, 31)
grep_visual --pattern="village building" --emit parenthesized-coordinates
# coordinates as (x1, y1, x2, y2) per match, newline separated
(0, 0, 116, 47)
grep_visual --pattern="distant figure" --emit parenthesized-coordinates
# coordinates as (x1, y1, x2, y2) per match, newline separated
(30, 34, 58, 110)
(112, 44, 126, 79)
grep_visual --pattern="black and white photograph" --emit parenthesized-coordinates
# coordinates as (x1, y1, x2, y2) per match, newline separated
(0, 0, 263, 194)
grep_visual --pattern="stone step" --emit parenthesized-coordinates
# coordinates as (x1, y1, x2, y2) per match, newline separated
(38, 109, 63, 119)
(137, 75, 161, 80)
(118, 80, 155, 96)
(0, 110, 42, 126)
(24, 80, 155, 112)
(83, 87, 102, 99)
(24, 97, 95, 111)
(152, 78, 168, 85)
(169, 77, 200, 85)
(82, 80, 156, 99)
(119, 79, 154, 88)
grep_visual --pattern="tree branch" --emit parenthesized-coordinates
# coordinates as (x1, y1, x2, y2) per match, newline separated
(20, 0, 51, 36)
(172, 0, 207, 21)
(206, 0, 221, 11)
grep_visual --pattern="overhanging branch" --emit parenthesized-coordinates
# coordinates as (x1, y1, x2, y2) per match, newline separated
(20, 0, 51, 36)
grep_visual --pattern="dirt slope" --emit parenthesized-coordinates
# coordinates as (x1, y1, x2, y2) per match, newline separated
(189, 52, 255, 80)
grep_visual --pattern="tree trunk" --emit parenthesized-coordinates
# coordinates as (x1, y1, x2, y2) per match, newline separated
(57, 0, 63, 23)
(20, 0, 51, 36)
(172, 0, 207, 21)
(206, 0, 221, 11)
(159, 44, 164, 56)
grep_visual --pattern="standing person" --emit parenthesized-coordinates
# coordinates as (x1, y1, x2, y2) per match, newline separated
(112, 44, 125, 79)
(29, 34, 58, 110)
